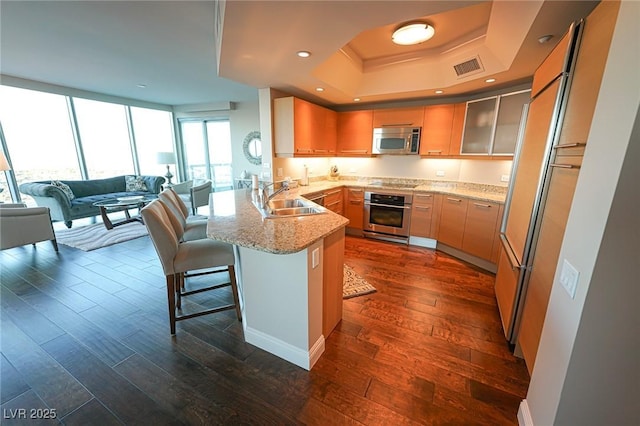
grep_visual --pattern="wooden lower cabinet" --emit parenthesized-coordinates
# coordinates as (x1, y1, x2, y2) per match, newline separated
(322, 228, 345, 336)
(462, 200, 501, 260)
(438, 196, 468, 249)
(409, 192, 434, 237)
(324, 188, 343, 215)
(343, 187, 364, 231)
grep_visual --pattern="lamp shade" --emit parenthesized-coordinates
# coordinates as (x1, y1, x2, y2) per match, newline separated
(0, 151, 10, 171)
(156, 151, 176, 165)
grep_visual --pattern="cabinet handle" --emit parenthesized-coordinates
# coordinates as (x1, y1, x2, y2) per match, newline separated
(549, 163, 580, 169)
(446, 197, 462, 202)
(340, 150, 369, 154)
(349, 200, 362, 205)
(296, 148, 313, 153)
(553, 142, 585, 149)
(381, 123, 413, 127)
(473, 202, 492, 208)
(313, 149, 328, 153)
(326, 201, 341, 207)
(427, 150, 442, 154)
(416, 194, 432, 198)
(349, 188, 363, 193)
(415, 206, 430, 210)
(325, 189, 342, 196)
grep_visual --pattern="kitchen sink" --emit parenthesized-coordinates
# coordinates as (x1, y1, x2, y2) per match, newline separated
(255, 197, 327, 218)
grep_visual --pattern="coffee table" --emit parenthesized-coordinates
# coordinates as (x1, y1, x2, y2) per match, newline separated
(93, 196, 157, 230)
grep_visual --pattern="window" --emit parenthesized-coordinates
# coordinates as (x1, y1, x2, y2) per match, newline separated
(130, 107, 174, 176)
(181, 119, 233, 191)
(0, 86, 81, 204)
(73, 98, 134, 178)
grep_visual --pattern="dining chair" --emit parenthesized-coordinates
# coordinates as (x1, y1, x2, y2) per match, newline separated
(0, 203, 58, 251)
(141, 199, 241, 334)
(170, 179, 212, 215)
(158, 189, 206, 241)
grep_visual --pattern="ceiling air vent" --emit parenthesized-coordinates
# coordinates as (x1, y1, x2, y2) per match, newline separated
(453, 56, 484, 77)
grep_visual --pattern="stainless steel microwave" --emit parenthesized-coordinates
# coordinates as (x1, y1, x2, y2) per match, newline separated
(372, 127, 421, 154)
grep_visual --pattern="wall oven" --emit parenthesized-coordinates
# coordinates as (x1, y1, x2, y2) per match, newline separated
(363, 190, 413, 243)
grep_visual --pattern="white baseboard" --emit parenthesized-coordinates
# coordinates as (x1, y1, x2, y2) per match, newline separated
(244, 326, 325, 371)
(518, 399, 534, 426)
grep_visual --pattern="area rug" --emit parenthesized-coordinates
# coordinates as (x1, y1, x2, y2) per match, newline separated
(343, 264, 376, 299)
(55, 222, 148, 251)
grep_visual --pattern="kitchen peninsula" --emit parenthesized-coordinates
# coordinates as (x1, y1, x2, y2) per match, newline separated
(206, 189, 349, 370)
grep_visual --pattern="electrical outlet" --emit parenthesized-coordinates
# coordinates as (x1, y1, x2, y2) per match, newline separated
(501, 174, 510, 182)
(349, 168, 357, 174)
(559, 259, 579, 299)
(262, 162, 270, 168)
(312, 248, 320, 268)
(276, 168, 283, 177)
(436, 170, 445, 177)
(262, 171, 271, 178)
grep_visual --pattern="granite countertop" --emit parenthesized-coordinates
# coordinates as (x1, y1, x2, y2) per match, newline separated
(290, 178, 507, 204)
(206, 189, 349, 255)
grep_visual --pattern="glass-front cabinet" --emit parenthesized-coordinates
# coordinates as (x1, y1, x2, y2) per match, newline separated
(461, 89, 531, 156)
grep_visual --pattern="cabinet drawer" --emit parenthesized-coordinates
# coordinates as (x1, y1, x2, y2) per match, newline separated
(413, 192, 434, 206)
(346, 187, 364, 201)
(324, 188, 343, 214)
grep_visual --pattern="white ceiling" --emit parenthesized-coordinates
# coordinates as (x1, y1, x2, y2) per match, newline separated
(0, 1, 599, 108)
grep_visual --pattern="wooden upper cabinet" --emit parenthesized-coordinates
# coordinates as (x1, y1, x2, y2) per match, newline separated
(274, 96, 337, 157)
(531, 30, 572, 97)
(555, 0, 620, 156)
(336, 110, 373, 156)
(448, 103, 466, 156)
(419, 104, 454, 156)
(372, 107, 424, 128)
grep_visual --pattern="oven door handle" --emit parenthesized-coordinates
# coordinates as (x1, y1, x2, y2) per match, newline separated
(364, 202, 411, 210)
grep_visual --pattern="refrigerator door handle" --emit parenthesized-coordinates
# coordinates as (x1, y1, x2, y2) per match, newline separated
(500, 234, 526, 271)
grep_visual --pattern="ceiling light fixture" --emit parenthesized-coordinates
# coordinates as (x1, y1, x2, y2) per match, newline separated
(353, 98, 361, 102)
(296, 51, 311, 58)
(485, 78, 496, 83)
(136, 84, 147, 88)
(315, 87, 324, 92)
(435, 90, 444, 94)
(538, 34, 554, 44)
(392, 21, 435, 46)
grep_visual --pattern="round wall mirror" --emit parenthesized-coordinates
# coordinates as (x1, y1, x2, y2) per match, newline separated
(243, 131, 262, 165)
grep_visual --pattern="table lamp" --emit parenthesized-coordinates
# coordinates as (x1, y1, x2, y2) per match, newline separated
(156, 151, 176, 186)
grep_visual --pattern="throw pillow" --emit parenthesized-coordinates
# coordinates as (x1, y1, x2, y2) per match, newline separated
(51, 180, 75, 201)
(125, 175, 148, 192)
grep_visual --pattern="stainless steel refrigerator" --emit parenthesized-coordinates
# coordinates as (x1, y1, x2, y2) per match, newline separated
(494, 22, 583, 346)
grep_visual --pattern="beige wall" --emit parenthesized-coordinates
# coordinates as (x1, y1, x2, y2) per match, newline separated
(523, 1, 639, 424)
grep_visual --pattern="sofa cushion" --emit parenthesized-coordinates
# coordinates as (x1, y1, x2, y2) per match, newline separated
(125, 175, 148, 192)
(51, 180, 75, 201)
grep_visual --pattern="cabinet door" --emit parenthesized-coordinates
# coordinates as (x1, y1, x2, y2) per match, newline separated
(492, 91, 531, 155)
(343, 187, 364, 229)
(518, 155, 581, 374)
(292, 98, 316, 155)
(461, 97, 497, 155)
(409, 192, 434, 238)
(336, 110, 373, 156)
(372, 107, 424, 128)
(448, 103, 466, 156)
(462, 200, 501, 260)
(531, 31, 572, 97)
(420, 105, 454, 156)
(438, 196, 468, 249)
(490, 204, 505, 264)
(315, 107, 337, 155)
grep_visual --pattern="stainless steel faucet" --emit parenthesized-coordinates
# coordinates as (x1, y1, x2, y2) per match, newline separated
(261, 180, 289, 207)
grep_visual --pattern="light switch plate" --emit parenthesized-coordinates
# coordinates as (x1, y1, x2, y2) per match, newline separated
(560, 259, 579, 299)
(436, 170, 445, 177)
(501, 174, 510, 182)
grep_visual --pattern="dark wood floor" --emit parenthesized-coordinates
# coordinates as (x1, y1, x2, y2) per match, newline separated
(0, 223, 529, 425)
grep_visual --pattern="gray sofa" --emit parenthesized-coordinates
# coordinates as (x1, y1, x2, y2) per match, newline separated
(19, 175, 165, 228)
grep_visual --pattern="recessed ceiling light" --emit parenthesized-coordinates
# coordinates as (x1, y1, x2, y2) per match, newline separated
(353, 98, 361, 102)
(296, 51, 311, 58)
(435, 90, 444, 94)
(392, 21, 435, 45)
(485, 78, 496, 83)
(538, 34, 554, 44)
(136, 84, 147, 88)
(315, 87, 324, 92)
